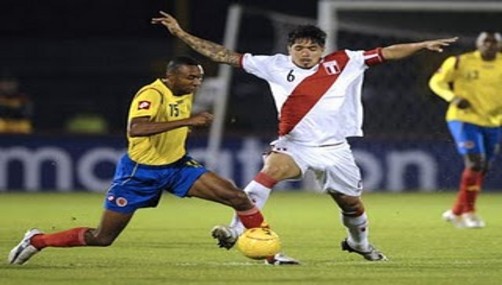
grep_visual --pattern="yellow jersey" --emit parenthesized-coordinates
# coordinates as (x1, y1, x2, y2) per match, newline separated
(127, 79, 193, 165)
(429, 51, 502, 127)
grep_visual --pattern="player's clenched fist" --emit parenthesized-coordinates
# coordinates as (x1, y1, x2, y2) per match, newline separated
(189, 112, 213, 127)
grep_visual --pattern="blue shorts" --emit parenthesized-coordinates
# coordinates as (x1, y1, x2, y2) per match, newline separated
(447, 121, 501, 160)
(104, 154, 208, 213)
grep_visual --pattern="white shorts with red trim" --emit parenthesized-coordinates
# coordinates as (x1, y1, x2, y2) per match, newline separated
(270, 137, 363, 196)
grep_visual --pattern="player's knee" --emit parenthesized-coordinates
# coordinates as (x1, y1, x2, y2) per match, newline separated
(331, 192, 364, 215)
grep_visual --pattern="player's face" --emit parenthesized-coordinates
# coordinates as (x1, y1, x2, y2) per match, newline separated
(169, 65, 204, 95)
(476, 33, 501, 60)
(288, 39, 325, 69)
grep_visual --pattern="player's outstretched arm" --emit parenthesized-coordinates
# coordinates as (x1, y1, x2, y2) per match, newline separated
(151, 11, 242, 67)
(381, 37, 458, 60)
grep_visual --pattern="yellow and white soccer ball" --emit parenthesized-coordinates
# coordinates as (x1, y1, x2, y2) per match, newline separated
(236, 227, 281, 260)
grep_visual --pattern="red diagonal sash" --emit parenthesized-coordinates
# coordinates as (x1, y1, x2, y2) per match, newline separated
(278, 51, 350, 136)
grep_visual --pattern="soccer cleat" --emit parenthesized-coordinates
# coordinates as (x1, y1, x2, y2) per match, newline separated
(8, 228, 43, 265)
(442, 209, 464, 228)
(461, 212, 485, 228)
(341, 239, 388, 261)
(265, 252, 300, 265)
(211, 225, 238, 250)
(442, 209, 457, 222)
(442, 210, 485, 229)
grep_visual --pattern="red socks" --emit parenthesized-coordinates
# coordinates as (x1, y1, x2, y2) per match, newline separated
(452, 169, 483, 215)
(236, 206, 265, 229)
(254, 172, 278, 188)
(236, 172, 275, 229)
(31, 227, 90, 250)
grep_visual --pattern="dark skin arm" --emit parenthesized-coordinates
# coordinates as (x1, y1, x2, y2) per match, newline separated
(128, 111, 213, 137)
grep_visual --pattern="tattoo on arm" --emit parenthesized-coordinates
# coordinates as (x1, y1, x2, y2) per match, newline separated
(178, 32, 241, 67)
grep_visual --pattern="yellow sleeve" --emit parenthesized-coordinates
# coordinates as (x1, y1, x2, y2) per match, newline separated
(128, 88, 163, 120)
(428, 56, 457, 102)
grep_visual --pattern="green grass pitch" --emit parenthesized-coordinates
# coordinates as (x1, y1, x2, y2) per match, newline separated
(1, 191, 502, 285)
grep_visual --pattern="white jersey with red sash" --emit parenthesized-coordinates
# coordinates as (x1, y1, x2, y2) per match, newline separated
(241, 49, 384, 146)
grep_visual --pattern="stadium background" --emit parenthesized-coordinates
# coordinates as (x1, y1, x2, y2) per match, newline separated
(2, 0, 502, 192)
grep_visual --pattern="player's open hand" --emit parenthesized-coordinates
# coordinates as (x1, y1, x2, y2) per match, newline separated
(189, 112, 214, 127)
(423, 37, 458, 52)
(151, 11, 183, 35)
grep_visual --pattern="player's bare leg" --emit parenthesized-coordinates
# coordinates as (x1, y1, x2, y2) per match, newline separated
(84, 210, 134, 246)
(330, 192, 387, 261)
(189, 172, 281, 255)
(208, 153, 301, 265)
(8, 210, 133, 265)
(225, 152, 301, 237)
(188, 172, 267, 229)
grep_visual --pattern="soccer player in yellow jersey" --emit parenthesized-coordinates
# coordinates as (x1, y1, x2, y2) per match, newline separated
(8, 56, 277, 265)
(429, 31, 502, 228)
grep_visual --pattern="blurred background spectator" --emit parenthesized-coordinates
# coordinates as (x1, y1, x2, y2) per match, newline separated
(65, 102, 108, 134)
(0, 70, 33, 134)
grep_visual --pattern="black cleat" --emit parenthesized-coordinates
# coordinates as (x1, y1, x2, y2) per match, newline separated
(341, 239, 387, 261)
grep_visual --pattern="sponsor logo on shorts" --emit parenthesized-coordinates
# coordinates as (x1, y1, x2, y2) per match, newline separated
(116, 197, 128, 207)
(138, 101, 151, 110)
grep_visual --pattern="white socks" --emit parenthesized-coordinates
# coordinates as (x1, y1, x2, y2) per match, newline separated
(229, 180, 272, 236)
(341, 212, 370, 251)
(228, 179, 371, 254)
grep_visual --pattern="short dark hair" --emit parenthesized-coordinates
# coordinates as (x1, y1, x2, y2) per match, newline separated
(166, 56, 201, 73)
(287, 25, 327, 47)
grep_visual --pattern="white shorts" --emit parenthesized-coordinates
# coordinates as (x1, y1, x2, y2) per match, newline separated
(270, 138, 363, 196)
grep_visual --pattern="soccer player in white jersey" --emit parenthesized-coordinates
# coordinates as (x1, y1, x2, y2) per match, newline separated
(152, 12, 457, 265)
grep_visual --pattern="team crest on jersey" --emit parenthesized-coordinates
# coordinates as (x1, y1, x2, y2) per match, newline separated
(116, 197, 128, 207)
(322, 60, 341, 75)
(138, 101, 151, 110)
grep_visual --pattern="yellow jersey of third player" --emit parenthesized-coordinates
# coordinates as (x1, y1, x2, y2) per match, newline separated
(127, 79, 193, 165)
(429, 51, 502, 127)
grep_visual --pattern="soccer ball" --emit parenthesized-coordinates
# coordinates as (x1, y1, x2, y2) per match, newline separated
(236, 227, 281, 260)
